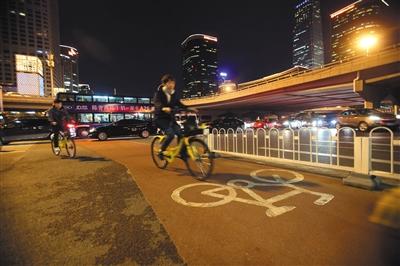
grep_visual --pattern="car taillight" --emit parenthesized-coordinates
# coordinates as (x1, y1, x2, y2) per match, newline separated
(67, 124, 75, 128)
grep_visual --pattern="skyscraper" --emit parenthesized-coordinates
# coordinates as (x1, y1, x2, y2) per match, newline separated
(0, 0, 62, 96)
(330, 0, 393, 62)
(292, 0, 324, 68)
(181, 34, 218, 99)
(60, 45, 79, 93)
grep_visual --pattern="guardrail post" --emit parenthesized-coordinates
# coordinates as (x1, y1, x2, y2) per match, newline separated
(353, 137, 369, 175)
(343, 136, 380, 190)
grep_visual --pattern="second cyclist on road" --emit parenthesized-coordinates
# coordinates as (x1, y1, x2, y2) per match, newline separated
(48, 99, 70, 154)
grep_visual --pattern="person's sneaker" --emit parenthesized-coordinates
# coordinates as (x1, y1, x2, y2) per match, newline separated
(157, 150, 164, 160)
(54, 147, 60, 153)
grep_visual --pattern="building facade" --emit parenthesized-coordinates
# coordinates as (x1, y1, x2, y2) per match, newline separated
(330, 0, 393, 62)
(60, 45, 79, 93)
(78, 84, 92, 94)
(292, 0, 324, 68)
(181, 34, 218, 99)
(0, 0, 62, 96)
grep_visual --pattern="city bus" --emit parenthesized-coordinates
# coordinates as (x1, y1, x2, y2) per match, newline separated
(56, 93, 154, 137)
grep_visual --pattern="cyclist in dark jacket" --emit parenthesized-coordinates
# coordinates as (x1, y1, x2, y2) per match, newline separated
(153, 74, 188, 154)
(48, 99, 70, 151)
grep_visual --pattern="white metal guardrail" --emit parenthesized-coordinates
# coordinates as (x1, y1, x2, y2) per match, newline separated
(369, 127, 400, 179)
(208, 127, 400, 181)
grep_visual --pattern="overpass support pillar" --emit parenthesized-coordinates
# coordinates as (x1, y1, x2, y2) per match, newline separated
(364, 101, 372, 109)
(354, 79, 387, 109)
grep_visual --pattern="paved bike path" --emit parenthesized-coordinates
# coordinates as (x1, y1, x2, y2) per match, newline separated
(81, 139, 400, 266)
(0, 142, 184, 265)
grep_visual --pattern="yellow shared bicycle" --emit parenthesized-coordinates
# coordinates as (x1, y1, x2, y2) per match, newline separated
(51, 123, 77, 158)
(150, 110, 214, 180)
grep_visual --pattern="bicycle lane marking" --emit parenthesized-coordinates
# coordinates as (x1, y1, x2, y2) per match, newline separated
(171, 168, 334, 217)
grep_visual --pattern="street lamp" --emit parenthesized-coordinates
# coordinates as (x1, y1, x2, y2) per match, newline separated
(359, 34, 378, 56)
(218, 81, 237, 94)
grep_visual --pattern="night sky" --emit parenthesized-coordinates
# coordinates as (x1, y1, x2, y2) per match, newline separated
(59, 0, 362, 96)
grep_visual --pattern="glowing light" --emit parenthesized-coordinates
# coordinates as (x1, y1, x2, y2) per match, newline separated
(15, 54, 43, 76)
(181, 34, 218, 46)
(381, 0, 389, 6)
(330, 0, 362, 18)
(220, 72, 228, 77)
(359, 35, 378, 50)
(68, 48, 78, 56)
(204, 35, 218, 42)
(369, 115, 381, 121)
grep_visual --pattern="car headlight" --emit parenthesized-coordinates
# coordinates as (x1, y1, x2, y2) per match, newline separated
(369, 115, 381, 121)
(244, 122, 253, 129)
(89, 127, 96, 133)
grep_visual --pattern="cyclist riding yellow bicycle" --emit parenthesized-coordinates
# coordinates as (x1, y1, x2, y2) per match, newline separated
(48, 99, 70, 154)
(153, 74, 195, 158)
(151, 74, 213, 180)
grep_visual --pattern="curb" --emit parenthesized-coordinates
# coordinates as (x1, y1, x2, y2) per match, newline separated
(215, 153, 390, 190)
(217, 153, 351, 179)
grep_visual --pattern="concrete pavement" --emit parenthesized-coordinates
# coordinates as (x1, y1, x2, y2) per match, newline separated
(0, 141, 183, 265)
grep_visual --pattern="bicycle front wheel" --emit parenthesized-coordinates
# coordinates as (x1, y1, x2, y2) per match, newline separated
(185, 138, 214, 180)
(151, 136, 168, 169)
(51, 140, 61, 156)
(66, 138, 76, 158)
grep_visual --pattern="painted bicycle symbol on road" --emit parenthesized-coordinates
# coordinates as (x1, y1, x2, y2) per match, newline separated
(171, 169, 334, 217)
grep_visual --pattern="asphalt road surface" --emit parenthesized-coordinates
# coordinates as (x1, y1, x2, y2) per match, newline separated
(0, 141, 183, 265)
(78, 137, 399, 266)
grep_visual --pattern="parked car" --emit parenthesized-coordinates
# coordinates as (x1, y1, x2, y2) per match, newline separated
(0, 118, 51, 145)
(210, 118, 244, 130)
(336, 108, 399, 131)
(283, 111, 337, 129)
(88, 119, 153, 140)
(252, 119, 267, 129)
(265, 117, 284, 129)
(75, 123, 107, 138)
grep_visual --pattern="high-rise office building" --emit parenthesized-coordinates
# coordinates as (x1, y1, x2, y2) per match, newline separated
(0, 0, 62, 96)
(182, 34, 218, 99)
(60, 45, 79, 93)
(292, 0, 324, 68)
(78, 84, 92, 94)
(330, 0, 393, 62)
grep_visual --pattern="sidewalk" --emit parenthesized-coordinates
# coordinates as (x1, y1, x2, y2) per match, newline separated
(0, 142, 184, 265)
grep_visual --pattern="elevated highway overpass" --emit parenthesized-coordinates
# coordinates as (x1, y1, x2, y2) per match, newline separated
(1, 45, 399, 114)
(182, 45, 400, 112)
(1, 93, 53, 112)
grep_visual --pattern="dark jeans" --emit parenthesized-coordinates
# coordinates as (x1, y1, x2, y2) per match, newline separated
(51, 125, 63, 148)
(155, 118, 182, 151)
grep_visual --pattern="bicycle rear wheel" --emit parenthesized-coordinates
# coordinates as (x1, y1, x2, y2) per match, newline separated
(151, 136, 168, 169)
(66, 138, 76, 158)
(185, 138, 214, 180)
